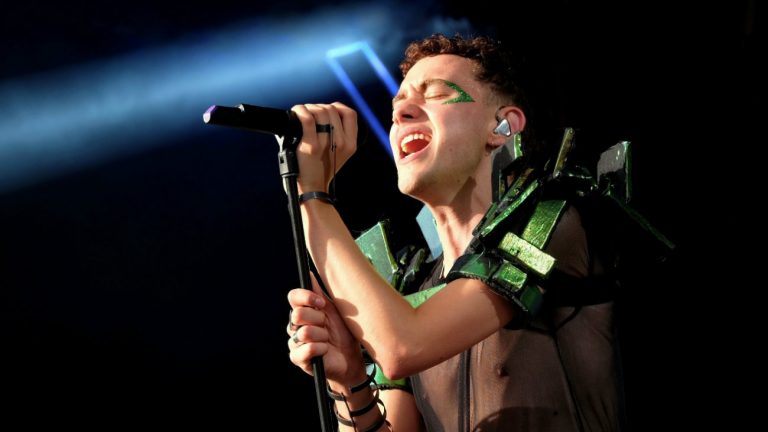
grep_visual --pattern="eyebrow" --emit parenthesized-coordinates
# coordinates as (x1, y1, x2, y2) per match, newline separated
(392, 78, 455, 106)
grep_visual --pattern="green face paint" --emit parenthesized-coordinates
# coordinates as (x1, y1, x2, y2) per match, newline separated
(442, 80, 475, 104)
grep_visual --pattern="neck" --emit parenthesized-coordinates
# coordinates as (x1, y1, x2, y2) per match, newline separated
(426, 181, 491, 276)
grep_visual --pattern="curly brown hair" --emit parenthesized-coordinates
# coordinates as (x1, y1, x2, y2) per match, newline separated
(399, 34, 527, 110)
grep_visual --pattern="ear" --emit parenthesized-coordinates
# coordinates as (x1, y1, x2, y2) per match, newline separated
(488, 106, 526, 148)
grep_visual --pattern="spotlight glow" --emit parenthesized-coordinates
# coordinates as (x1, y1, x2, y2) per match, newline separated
(0, 5, 403, 192)
(326, 41, 399, 156)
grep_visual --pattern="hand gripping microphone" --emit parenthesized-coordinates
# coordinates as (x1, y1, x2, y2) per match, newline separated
(203, 103, 369, 148)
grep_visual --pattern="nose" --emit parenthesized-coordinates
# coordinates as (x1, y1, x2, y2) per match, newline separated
(392, 100, 423, 125)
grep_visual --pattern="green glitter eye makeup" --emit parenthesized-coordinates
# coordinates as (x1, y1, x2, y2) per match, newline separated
(442, 80, 475, 104)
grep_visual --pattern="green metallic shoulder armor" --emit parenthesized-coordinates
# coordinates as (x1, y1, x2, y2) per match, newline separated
(446, 128, 675, 317)
(355, 220, 431, 295)
(444, 168, 565, 317)
(355, 128, 675, 388)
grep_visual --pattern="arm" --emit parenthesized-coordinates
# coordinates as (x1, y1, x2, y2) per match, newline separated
(291, 103, 515, 379)
(380, 389, 425, 432)
(287, 282, 424, 431)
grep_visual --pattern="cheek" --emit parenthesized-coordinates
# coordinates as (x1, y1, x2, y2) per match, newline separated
(444, 111, 486, 143)
(388, 126, 398, 152)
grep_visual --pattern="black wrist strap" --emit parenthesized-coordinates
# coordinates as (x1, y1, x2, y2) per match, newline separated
(334, 398, 387, 431)
(349, 388, 379, 417)
(299, 191, 335, 205)
(327, 363, 377, 401)
(351, 363, 376, 393)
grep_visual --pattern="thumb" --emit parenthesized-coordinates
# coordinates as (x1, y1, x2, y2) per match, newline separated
(308, 272, 329, 308)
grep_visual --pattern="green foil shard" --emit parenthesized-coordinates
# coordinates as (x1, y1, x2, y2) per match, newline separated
(479, 180, 539, 239)
(404, 283, 446, 308)
(446, 254, 541, 315)
(492, 260, 528, 292)
(373, 366, 408, 390)
(597, 141, 632, 203)
(355, 222, 401, 288)
(521, 200, 567, 249)
(497, 232, 556, 278)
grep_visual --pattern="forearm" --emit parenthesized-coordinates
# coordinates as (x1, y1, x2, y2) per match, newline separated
(330, 386, 423, 432)
(329, 378, 391, 432)
(300, 199, 419, 367)
(300, 201, 513, 378)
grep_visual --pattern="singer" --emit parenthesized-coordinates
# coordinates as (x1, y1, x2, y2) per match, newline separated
(285, 33, 645, 432)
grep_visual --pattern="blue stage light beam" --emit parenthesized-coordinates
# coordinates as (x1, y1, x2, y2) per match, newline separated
(326, 41, 399, 157)
(0, 5, 407, 193)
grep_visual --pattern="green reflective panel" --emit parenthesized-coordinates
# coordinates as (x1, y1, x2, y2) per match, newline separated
(497, 232, 556, 277)
(492, 261, 527, 293)
(521, 200, 567, 249)
(451, 254, 499, 280)
(404, 283, 446, 308)
(479, 181, 539, 238)
(355, 222, 400, 287)
(374, 365, 407, 387)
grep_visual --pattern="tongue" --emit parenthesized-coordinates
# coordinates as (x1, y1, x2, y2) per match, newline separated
(402, 139, 429, 155)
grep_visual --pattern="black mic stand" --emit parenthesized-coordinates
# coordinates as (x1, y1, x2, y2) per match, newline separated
(204, 106, 334, 432)
(275, 129, 335, 432)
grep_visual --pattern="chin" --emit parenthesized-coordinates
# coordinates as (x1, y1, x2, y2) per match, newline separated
(397, 177, 416, 196)
(397, 179, 429, 202)
(396, 177, 411, 195)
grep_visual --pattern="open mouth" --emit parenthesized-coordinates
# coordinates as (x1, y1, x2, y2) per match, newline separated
(400, 133, 431, 159)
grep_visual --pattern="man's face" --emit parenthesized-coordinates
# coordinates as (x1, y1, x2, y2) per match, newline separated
(389, 54, 498, 201)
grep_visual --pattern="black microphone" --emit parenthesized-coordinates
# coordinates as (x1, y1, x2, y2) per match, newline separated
(203, 104, 303, 140)
(203, 103, 370, 145)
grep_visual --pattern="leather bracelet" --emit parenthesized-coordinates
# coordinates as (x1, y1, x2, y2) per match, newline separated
(334, 396, 387, 431)
(361, 413, 387, 432)
(299, 191, 335, 205)
(349, 388, 379, 417)
(350, 363, 376, 393)
(328, 363, 377, 401)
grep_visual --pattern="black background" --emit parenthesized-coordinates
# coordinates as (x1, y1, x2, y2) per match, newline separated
(1, 1, 758, 429)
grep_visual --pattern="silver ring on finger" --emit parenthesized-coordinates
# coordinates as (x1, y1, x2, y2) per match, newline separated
(288, 310, 300, 332)
(291, 329, 302, 346)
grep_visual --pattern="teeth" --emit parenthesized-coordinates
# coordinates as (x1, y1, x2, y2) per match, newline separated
(400, 133, 427, 150)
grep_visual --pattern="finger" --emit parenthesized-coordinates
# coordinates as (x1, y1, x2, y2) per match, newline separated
(286, 321, 300, 335)
(288, 327, 330, 376)
(290, 104, 319, 149)
(322, 105, 344, 157)
(332, 102, 358, 152)
(306, 103, 331, 124)
(306, 103, 333, 151)
(287, 309, 299, 332)
(287, 288, 326, 310)
(288, 325, 330, 348)
(289, 341, 329, 375)
(291, 306, 326, 328)
(308, 272, 331, 302)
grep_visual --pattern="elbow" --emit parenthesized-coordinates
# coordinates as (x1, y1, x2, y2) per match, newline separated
(374, 344, 421, 381)
(377, 360, 409, 381)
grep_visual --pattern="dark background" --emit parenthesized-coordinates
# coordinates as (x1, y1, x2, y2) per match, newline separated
(1, 0, 758, 429)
